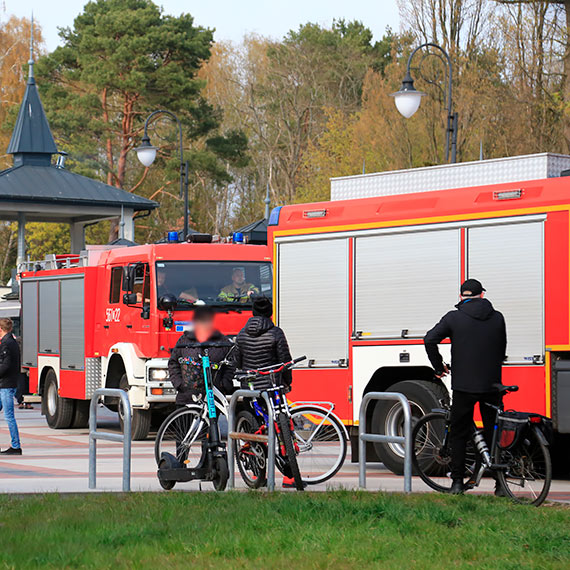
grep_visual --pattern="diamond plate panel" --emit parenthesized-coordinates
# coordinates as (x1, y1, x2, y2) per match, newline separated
(330, 153, 570, 201)
(85, 357, 102, 399)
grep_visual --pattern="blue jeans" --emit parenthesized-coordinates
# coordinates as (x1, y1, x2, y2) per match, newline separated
(0, 388, 21, 449)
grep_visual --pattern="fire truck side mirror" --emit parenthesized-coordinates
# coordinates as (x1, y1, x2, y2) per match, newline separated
(123, 292, 138, 305)
(158, 294, 177, 312)
(122, 267, 134, 292)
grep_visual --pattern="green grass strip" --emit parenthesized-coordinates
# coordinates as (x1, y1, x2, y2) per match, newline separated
(0, 491, 568, 569)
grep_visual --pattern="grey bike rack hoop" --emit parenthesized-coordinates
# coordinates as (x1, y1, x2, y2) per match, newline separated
(358, 392, 412, 493)
(227, 389, 276, 492)
(89, 388, 132, 492)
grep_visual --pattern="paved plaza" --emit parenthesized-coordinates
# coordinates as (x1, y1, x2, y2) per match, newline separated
(1, 404, 569, 502)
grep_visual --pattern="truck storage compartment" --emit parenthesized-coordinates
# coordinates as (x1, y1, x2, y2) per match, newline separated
(38, 280, 60, 354)
(60, 277, 85, 370)
(21, 280, 38, 367)
(553, 358, 570, 433)
(277, 238, 349, 367)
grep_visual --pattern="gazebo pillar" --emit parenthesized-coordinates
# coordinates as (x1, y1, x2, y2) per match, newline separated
(122, 209, 135, 242)
(70, 221, 85, 254)
(16, 212, 26, 265)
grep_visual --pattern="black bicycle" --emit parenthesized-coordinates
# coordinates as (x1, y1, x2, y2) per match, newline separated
(234, 357, 308, 491)
(412, 384, 552, 506)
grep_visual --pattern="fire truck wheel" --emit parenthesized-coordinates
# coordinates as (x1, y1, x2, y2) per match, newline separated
(118, 374, 152, 440)
(71, 400, 90, 429)
(44, 369, 75, 430)
(371, 380, 449, 475)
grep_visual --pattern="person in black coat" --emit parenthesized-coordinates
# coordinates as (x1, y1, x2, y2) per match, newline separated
(233, 296, 293, 386)
(0, 318, 22, 454)
(168, 306, 234, 407)
(233, 296, 296, 487)
(424, 279, 507, 494)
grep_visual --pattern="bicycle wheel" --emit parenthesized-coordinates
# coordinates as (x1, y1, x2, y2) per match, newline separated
(234, 410, 267, 489)
(291, 405, 347, 485)
(278, 414, 304, 491)
(412, 412, 477, 493)
(154, 406, 209, 467)
(496, 426, 552, 506)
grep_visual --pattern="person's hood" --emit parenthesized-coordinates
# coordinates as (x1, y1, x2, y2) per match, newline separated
(245, 316, 274, 337)
(455, 297, 495, 320)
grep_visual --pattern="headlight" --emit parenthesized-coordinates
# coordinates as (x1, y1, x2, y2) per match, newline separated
(150, 368, 169, 380)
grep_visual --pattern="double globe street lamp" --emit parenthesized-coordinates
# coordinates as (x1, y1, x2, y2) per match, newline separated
(391, 42, 458, 164)
(135, 110, 190, 240)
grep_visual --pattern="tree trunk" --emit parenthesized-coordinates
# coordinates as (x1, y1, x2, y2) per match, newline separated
(563, 1, 570, 151)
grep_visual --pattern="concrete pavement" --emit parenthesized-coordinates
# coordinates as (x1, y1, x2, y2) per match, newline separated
(1, 405, 569, 502)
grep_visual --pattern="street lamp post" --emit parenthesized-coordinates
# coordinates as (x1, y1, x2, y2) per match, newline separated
(391, 43, 458, 163)
(135, 110, 190, 239)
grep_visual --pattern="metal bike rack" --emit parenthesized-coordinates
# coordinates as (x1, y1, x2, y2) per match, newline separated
(358, 392, 412, 493)
(227, 389, 276, 492)
(89, 388, 132, 492)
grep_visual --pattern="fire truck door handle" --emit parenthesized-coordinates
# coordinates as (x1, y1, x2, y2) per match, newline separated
(103, 325, 109, 329)
(126, 325, 133, 329)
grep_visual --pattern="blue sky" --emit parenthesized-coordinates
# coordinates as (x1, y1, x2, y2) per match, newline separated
(4, 0, 401, 51)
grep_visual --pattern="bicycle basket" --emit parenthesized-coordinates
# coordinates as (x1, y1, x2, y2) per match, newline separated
(497, 411, 529, 450)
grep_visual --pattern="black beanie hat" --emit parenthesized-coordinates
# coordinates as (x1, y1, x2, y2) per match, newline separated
(252, 296, 272, 318)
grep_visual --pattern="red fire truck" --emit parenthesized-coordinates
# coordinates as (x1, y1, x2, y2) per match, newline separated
(19, 238, 272, 439)
(268, 153, 570, 473)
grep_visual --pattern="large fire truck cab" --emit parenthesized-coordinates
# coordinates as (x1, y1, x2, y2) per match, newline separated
(269, 153, 570, 473)
(20, 241, 271, 439)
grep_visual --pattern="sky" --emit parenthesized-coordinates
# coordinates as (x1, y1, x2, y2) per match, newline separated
(3, 0, 401, 52)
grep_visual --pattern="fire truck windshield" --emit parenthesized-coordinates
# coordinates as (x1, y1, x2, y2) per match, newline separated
(155, 261, 272, 309)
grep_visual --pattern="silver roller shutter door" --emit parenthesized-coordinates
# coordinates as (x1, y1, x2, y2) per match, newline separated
(278, 239, 349, 367)
(39, 280, 59, 354)
(355, 229, 461, 338)
(21, 281, 38, 366)
(60, 278, 85, 370)
(467, 221, 544, 364)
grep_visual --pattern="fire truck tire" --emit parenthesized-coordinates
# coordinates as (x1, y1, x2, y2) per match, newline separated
(371, 380, 449, 475)
(44, 370, 75, 430)
(71, 400, 90, 429)
(118, 374, 151, 440)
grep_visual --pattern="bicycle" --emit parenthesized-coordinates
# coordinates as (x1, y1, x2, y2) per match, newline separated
(155, 344, 231, 491)
(233, 357, 348, 490)
(412, 384, 553, 506)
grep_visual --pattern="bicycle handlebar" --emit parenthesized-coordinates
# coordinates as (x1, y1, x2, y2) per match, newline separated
(235, 356, 307, 377)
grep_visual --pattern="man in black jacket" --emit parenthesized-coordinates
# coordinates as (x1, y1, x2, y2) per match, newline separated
(233, 296, 292, 386)
(424, 279, 506, 494)
(233, 296, 297, 487)
(168, 306, 234, 406)
(0, 318, 22, 455)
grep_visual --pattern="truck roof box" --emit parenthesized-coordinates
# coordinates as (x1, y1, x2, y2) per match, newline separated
(330, 152, 570, 201)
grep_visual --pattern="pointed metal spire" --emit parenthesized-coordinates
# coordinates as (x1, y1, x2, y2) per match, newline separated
(28, 13, 35, 82)
(6, 13, 58, 163)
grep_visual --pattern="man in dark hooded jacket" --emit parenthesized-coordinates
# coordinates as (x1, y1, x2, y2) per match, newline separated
(233, 296, 292, 386)
(424, 279, 507, 495)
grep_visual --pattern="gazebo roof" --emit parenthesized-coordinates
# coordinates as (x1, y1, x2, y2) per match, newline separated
(0, 163, 157, 212)
(235, 218, 268, 244)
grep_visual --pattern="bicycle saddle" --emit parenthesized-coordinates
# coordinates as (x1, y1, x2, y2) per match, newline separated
(493, 383, 519, 394)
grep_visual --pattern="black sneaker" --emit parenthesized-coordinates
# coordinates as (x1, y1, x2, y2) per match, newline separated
(0, 447, 22, 455)
(450, 479, 464, 495)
